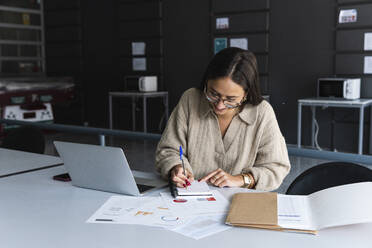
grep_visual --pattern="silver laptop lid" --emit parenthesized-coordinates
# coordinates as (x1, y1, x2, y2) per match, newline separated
(54, 141, 141, 196)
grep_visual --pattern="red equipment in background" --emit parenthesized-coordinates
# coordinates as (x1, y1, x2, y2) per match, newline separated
(0, 77, 74, 133)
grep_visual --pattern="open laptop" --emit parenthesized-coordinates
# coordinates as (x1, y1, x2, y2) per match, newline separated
(54, 141, 167, 196)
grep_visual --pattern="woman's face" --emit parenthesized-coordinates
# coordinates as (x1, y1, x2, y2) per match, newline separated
(206, 77, 246, 117)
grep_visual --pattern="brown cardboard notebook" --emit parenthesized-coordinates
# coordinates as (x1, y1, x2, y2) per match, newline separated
(225, 192, 317, 234)
(226, 192, 279, 229)
(227, 183, 372, 234)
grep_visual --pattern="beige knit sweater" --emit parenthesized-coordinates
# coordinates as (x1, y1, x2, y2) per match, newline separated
(155, 88, 290, 191)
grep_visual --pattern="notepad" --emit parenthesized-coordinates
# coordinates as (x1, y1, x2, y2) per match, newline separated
(176, 181, 212, 197)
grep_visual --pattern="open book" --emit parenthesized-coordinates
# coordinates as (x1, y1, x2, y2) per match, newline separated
(226, 182, 372, 234)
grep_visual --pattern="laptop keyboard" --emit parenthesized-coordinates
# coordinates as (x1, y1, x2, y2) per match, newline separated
(137, 184, 155, 193)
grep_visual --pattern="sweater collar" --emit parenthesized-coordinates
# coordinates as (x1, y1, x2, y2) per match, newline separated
(238, 104, 258, 125)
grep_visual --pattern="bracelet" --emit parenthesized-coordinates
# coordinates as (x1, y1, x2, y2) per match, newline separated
(247, 173, 255, 189)
(241, 173, 255, 189)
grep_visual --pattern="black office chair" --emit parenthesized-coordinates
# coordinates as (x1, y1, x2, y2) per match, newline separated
(286, 162, 372, 195)
(1, 126, 45, 154)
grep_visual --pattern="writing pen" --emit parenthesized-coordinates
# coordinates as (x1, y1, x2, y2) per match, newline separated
(168, 146, 187, 198)
(179, 146, 186, 178)
(180, 145, 188, 189)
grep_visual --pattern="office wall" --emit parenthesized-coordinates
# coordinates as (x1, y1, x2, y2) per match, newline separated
(118, 0, 164, 90)
(116, 0, 165, 131)
(44, 0, 85, 124)
(79, 0, 121, 127)
(45, 0, 121, 126)
(333, 0, 372, 152)
(162, 0, 210, 108)
(44, 0, 83, 77)
(270, 0, 335, 148)
(44, 0, 372, 153)
(211, 0, 270, 94)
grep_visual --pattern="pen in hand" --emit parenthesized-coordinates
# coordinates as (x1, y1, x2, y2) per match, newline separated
(179, 145, 189, 188)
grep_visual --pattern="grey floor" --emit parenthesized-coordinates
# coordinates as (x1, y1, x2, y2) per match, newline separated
(44, 132, 371, 194)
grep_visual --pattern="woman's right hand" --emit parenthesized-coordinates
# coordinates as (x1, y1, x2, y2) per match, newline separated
(170, 164, 194, 188)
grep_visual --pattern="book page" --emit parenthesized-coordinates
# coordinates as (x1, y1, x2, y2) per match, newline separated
(308, 182, 372, 230)
(277, 194, 314, 230)
(177, 181, 211, 196)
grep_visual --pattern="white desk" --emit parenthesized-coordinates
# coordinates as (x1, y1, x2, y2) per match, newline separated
(109, 91, 169, 133)
(0, 148, 62, 177)
(0, 166, 371, 248)
(297, 98, 372, 154)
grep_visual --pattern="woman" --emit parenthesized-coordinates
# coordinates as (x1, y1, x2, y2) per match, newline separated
(155, 47, 290, 191)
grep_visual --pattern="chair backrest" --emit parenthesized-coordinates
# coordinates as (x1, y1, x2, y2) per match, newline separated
(286, 162, 372, 195)
(1, 126, 45, 154)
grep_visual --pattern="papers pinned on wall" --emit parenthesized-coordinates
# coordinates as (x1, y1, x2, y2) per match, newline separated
(214, 38, 227, 54)
(364, 33, 372, 51)
(338, 9, 357, 23)
(230, 38, 248, 50)
(132, 42, 146, 56)
(132, 58, 146, 71)
(364, 56, 372, 74)
(216, 17, 229, 29)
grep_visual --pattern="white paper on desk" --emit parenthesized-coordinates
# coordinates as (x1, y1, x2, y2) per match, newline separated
(160, 190, 230, 217)
(364, 56, 372, 74)
(87, 195, 185, 228)
(277, 194, 314, 230)
(177, 181, 211, 196)
(168, 214, 231, 240)
(86, 195, 154, 224)
(218, 187, 259, 202)
(121, 197, 185, 228)
(308, 182, 372, 230)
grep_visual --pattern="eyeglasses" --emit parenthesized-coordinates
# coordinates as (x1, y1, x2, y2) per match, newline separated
(204, 87, 245, 109)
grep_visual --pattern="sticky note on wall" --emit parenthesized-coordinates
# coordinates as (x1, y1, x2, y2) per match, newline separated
(364, 33, 372, 51)
(216, 17, 229, 29)
(132, 42, 146, 56)
(132, 58, 146, 71)
(230, 38, 248, 50)
(364, 56, 372, 74)
(339, 9, 357, 23)
(214, 38, 227, 54)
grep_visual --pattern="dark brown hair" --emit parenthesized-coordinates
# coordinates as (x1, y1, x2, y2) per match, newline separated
(200, 47, 263, 106)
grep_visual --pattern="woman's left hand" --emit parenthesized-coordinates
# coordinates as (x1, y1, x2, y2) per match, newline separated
(199, 168, 244, 187)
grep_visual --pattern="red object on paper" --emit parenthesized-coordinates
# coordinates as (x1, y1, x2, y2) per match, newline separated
(207, 197, 216, 201)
